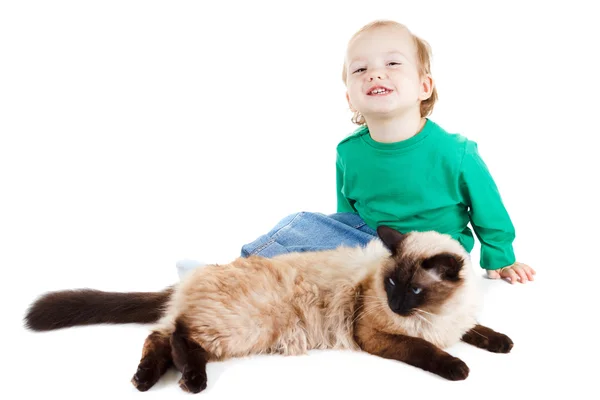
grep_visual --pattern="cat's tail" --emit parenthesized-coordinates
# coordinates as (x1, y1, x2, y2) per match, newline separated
(24, 286, 174, 331)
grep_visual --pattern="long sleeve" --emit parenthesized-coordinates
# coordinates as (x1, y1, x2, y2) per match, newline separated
(336, 152, 356, 213)
(459, 141, 516, 270)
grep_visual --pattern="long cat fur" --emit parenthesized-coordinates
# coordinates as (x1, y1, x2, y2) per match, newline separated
(24, 226, 513, 393)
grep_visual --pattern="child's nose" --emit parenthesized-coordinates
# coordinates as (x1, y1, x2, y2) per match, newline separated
(368, 70, 386, 81)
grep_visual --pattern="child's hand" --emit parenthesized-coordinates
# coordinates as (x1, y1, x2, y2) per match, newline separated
(486, 262, 536, 284)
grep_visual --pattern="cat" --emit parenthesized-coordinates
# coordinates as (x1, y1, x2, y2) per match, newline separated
(24, 226, 513, 393)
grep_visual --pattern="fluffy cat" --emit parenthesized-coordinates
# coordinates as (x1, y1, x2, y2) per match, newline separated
(24, 226, 513, 393)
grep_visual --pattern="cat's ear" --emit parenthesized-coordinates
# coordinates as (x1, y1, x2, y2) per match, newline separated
(376, 226, 406, 256)
(422, 253, 464, 281)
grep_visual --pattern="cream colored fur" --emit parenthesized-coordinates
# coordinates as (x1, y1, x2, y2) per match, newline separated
(153, 231, 481, 361)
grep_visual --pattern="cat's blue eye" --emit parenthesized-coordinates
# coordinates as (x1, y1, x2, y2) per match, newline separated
(388, 278, 395, 286)
(412, 287, 422, 294)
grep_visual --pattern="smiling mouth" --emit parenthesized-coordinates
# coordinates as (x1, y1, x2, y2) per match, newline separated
(367, 87, 393, 95)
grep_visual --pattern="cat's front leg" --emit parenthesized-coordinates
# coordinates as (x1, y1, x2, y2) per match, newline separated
(461, 324, 513, 353)
(355, 325, 469, 381)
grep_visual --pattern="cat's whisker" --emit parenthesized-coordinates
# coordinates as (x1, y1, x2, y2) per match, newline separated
(414, 308, 434, 316)
(352, 304, 382, 325)
(358, 303, 389, 322)
(351, 310, 366, 325)
(357, 304, 383, 316)
(355, 303, 384, 320)
(352, 296, 389, 325)
(358, 295, 386, 301)
(414, 313, 432, 326)
(351, 304, 367, 321)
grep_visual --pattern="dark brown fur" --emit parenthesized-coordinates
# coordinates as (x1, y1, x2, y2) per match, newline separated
(354, 322, 470, 381)
(131, 320, 209, 393)
(461, 325, 514, 353)
(131, 332, 172, 391)
(24, 287, 173, 331)
(170, 320, 209, 393)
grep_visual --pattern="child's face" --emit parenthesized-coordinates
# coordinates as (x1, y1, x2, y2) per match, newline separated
(345, 26, 431, 121)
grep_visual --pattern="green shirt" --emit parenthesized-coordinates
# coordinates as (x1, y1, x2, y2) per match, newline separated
(336, 118, 516, 270)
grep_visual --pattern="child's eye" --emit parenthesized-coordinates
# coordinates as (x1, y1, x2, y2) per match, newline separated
(388, 62, 402, 66)
(353, 68, 366, 74)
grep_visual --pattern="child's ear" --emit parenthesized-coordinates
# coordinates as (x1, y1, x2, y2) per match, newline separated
(419, 74, 434, 101)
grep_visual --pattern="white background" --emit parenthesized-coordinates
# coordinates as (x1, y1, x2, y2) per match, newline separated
(2, 1, 598, 399)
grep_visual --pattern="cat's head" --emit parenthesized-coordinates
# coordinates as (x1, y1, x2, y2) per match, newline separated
(375, 225, 472, 317)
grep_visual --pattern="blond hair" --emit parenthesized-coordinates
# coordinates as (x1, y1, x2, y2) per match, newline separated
(342, 20, 438, 125)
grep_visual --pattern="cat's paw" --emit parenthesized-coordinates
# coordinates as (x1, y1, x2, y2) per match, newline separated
(435, 356, 469, 381)
(131, 360, 162, 392)
(179, 367, 208, 393)
(487, 332, 513, 353)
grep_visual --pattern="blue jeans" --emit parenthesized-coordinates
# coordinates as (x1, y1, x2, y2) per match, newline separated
(176, 212, 378, 280)
(240, 211, 378, 258)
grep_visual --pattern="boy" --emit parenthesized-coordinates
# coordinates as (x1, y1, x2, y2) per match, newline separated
(180, 20, 535, 284)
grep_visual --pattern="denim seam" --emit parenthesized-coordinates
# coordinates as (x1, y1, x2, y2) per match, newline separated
(251, 212, 305, 255)
(270, 212, 305, 241)
(252, 239, 276, 255)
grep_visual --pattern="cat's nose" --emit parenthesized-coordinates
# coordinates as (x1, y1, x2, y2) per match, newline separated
(389, 300, 411, 316)
(389, 300, 406, 314)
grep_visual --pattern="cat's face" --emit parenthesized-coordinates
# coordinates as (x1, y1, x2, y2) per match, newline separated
(377, 226, 468, 317)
